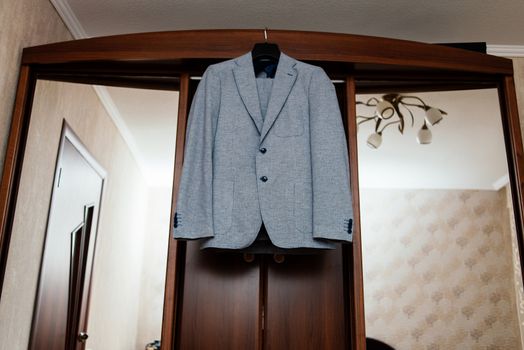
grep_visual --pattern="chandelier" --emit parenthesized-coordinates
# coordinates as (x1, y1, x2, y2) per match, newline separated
(357, 94, 447, 149)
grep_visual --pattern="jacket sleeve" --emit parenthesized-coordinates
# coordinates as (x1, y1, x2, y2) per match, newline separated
(308, 67, 354, 242)
(173, 66, 220, 239)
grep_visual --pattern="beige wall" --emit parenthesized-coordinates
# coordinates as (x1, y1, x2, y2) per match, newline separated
(0, 0, 72, 169)
(504, 184, 524, 346)
(0, 1, 71, 348)
(0, 79, 152, 349)
(136, 187, 171, 348)
(361, 188, 521, 349)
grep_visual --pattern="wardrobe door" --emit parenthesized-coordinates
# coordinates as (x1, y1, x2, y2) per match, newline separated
(264, 247, 349, 350)
(176, 243, 262, 349)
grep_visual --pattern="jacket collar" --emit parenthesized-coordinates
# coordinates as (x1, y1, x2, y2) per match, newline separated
(233, 50, 298, 143)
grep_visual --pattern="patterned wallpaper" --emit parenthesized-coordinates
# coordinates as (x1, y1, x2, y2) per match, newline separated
(361, 188, 522, 349)
(504, 185, 524, 345)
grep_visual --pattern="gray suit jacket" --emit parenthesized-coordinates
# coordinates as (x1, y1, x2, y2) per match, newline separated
(173, 50, 354, 249)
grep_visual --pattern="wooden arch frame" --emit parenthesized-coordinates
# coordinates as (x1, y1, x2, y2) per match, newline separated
(0, 29, 522, 350)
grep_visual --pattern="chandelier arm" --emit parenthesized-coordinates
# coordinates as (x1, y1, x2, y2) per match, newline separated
(377, 120, 401, 134)
(357, 117, 377, 127)
(354, 97, 380, 109)
(400, 100, 448, 117)
(356, 115, 376, 121)
(393, 104, 405, 134)
(356, 115, 375, 120)
(375, 118, 382, 133)
(398, 101, 426, 110)
(398, 95, 428, 109)
(368, 97, 380, 105)
(399, 103, 415, 127)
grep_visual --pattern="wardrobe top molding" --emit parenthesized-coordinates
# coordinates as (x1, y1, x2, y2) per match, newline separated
(22, 29, 512, 75)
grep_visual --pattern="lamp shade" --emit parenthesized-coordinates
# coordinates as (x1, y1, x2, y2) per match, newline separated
(425, 107, 443, 125)
(376, 100, 395, 119)
(417, 123, 432, 144)
(367, 132, 382, 149)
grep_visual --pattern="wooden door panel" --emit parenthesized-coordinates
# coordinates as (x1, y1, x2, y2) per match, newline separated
(67, 206, 94, 350)
(265, 246, 348, 350)
(176, 242, 261, 349)
(29, 132, 103, 350)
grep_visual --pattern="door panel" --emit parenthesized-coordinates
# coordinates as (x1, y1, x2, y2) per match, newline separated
(265, 247, 348, 350)
(66, 206, 94, 350)
(176, 242, 261, 349)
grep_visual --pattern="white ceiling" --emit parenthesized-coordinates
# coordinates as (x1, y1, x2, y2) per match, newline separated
(357, 88, 508, 190)
(54, 0, 524, 45)
(96, 86, 178, 187)
(51, 0, 517, 189)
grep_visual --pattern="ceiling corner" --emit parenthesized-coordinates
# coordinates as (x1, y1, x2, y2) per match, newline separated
(492, 174, 510, 191)
(487, 45, 524, 57)
(50, 0, 89, 39)
(91, 86, 154, 186)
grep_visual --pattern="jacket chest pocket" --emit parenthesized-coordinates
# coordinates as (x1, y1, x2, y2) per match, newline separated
(274, 109, 304, 137)
(294, 182, 313, 233)
(213, 180, 234, 234)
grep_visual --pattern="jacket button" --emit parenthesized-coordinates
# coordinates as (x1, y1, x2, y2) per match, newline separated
(259, 148, 267, 154)
(260, 176, 268, 182)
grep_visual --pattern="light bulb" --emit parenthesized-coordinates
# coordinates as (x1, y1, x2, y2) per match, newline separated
(367, 132, 382, 149)
(425, 107, 443, 125)
(376, 100, 395, 119)
(417, 123, 432, 144)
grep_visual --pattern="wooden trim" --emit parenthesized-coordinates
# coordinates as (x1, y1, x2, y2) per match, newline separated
(32, 60, 505, 84)
(37, 74, 180, 92)
(0, 66, 36, 298)
(355, 82, 498, 94)
(499, 77, 524, 286)
(345, 77, 366, 349)
(21, 29, 512, 75)
(31, 60, 215, 77)
(161, 73, 190, 349)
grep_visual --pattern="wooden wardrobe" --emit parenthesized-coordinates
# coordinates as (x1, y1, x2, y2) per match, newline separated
(1, 30, 523, 350)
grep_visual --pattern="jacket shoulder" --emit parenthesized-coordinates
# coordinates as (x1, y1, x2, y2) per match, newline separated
(293, 59, 322, 72)
(205, 57, 238, 74)
(201, 54, 326, 79)
(290, 57, 327, 76)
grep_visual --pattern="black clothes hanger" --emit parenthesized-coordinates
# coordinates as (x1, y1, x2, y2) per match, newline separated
(252, 27, 281, 78)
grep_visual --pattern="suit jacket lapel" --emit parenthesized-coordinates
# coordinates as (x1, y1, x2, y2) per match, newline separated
(233, 52, 264, 134)
(233, 51, 298, 141)
(259, 52, 297, 143)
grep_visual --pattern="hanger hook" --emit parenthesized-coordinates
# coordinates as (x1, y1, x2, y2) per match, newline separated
(264, 27, 268, 42)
